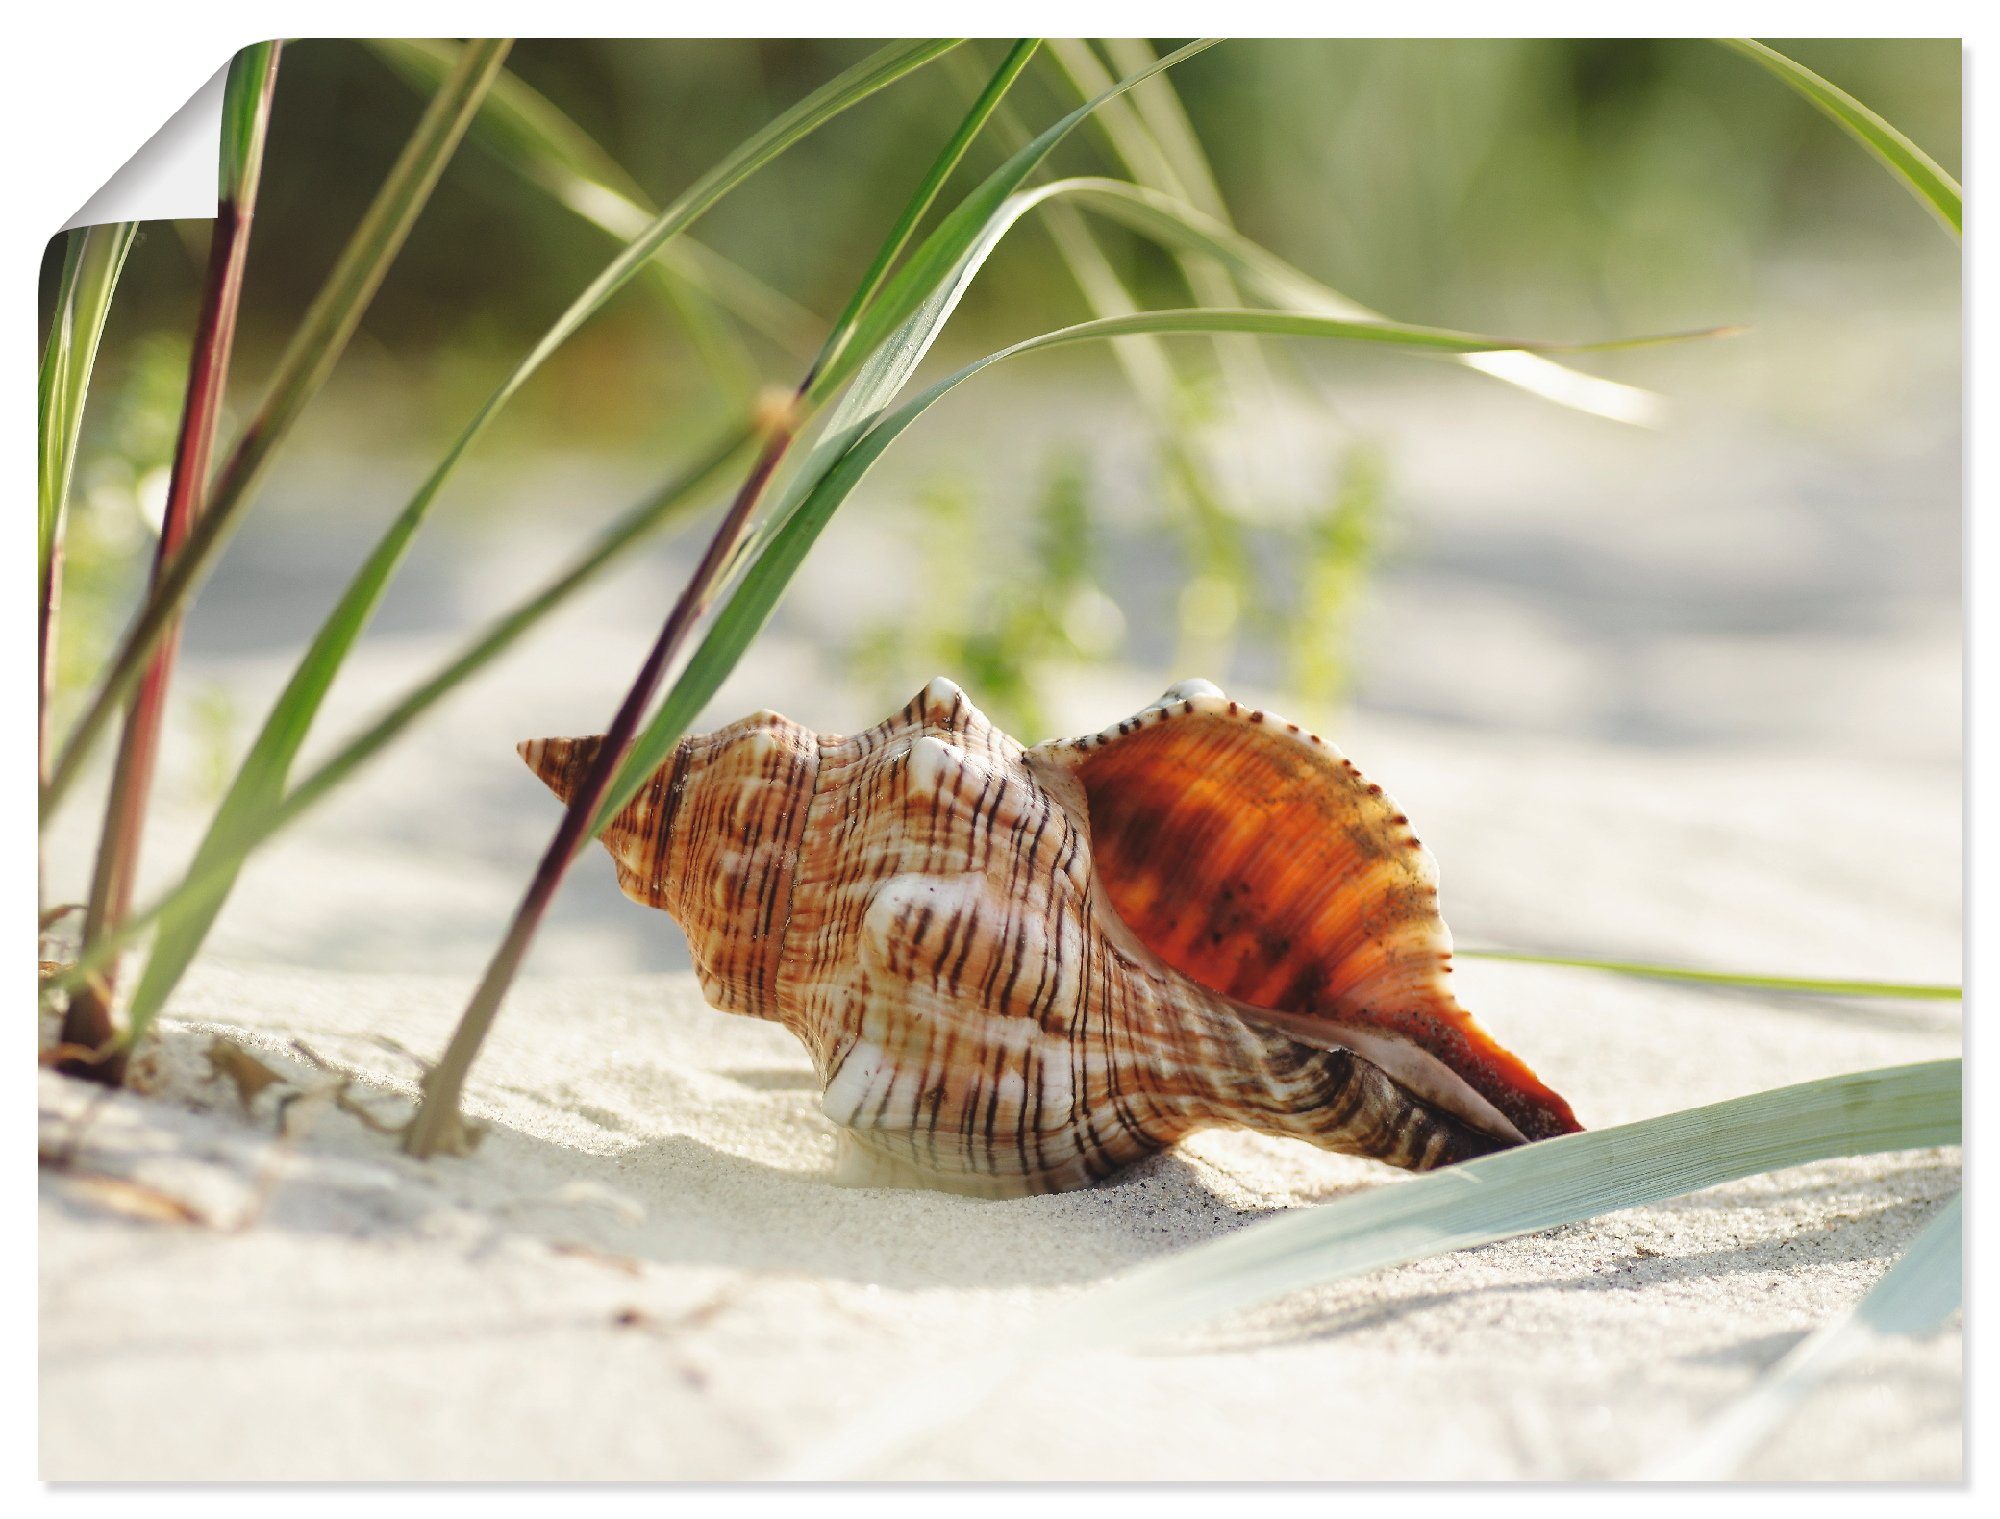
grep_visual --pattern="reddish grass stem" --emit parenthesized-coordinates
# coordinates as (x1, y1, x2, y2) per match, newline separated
(58, 44, 282, 1081)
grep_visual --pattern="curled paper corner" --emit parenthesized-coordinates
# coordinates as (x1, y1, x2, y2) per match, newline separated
(59, 60, 232, 232)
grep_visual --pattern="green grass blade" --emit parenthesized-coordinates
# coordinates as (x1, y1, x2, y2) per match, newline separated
(592, 301, 1701, 837)
(986, 307, 1725, 354)
(42, 39, 515, 821)
(36, 234, 85, 568)
(217, 41, 282, 204)
(1080, 1060, 1957, 1354)
(809, 40, 1040, 387)
(1098, 38, 1231, 218)
(111, 41, 960, 1049)
(1458, 947, 1961, 1001)
(39, 221, 139, 771)
(1645, 1191, 1961, 1478)
(1719, 38, 1961, 236)
(368, 37, 820, 361)
(39, 225, 138, 578)
(808, 39, 1221, 408)
(779, 1059, 1961, 1477)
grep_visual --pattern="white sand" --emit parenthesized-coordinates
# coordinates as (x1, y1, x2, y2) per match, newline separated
(40, 924, 1960, 1480)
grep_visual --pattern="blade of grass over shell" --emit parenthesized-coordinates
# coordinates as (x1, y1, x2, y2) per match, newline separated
(38, 426, 753, 1011)
(402, 39, 1034, 1158)
(1459, 947, 1961, 1001)
(114, 40, 960, 1059)
(39, 221, 139, 777)
(41, 39, 515, 821)
(777, 1058, 1962, 1478)
(369, 37, 820, 367)
(58, 42, 282, 1079)
(592, 302, 1712, 838)
(1719, 39, 1961, 237)
(1644, 1191, 1961, 1478)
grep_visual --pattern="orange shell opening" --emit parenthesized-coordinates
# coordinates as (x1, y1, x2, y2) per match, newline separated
(1071, 701, 1581, 1143)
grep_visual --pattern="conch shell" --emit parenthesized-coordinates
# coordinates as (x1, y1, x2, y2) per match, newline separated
(522, 678, 1579, 1196)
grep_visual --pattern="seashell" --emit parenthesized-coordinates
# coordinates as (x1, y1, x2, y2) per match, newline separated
(520, 678, 1580, 1197)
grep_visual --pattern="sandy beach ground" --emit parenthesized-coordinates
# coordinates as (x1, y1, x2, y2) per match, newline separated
(40, 313, 1961, 1480)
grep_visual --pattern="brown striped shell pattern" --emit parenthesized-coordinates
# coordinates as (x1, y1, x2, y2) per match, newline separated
(521, 677, 1580, 1197)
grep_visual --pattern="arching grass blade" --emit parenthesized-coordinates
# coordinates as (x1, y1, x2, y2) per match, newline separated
(1057, 175, 1670, 422)
(1719, 38, 1961, 237)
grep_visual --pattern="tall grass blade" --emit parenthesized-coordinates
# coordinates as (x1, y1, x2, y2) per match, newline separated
(1644, 1191, 1961, 1478)
(1098, 37, 1231, 218)
(58, 42, 282, 1078)
(779, 1059, 1961, 1477)
(42, 39, 515, 820)
(1459, 947, 1961, 1001)
(368, 37, 820, 364)
(808, 39, 1041, 388)
(1719, 38, 1961, 237)
(39, 222, 139, 776)
(114, 41, 958, 1059)
(38, 226, 139, 591)
(402, 39, 1031, 1158)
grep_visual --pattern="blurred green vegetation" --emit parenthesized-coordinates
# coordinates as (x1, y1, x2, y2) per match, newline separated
(56, 39, 1959, 441)
(42, 38, 1961, 736)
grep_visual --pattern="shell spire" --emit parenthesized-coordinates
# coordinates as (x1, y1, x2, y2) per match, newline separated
(520, 678, 1579, 1196)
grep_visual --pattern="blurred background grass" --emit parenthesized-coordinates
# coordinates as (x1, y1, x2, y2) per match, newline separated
(56, 38, 1959, 433)
(39, 38, 1962, 976)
